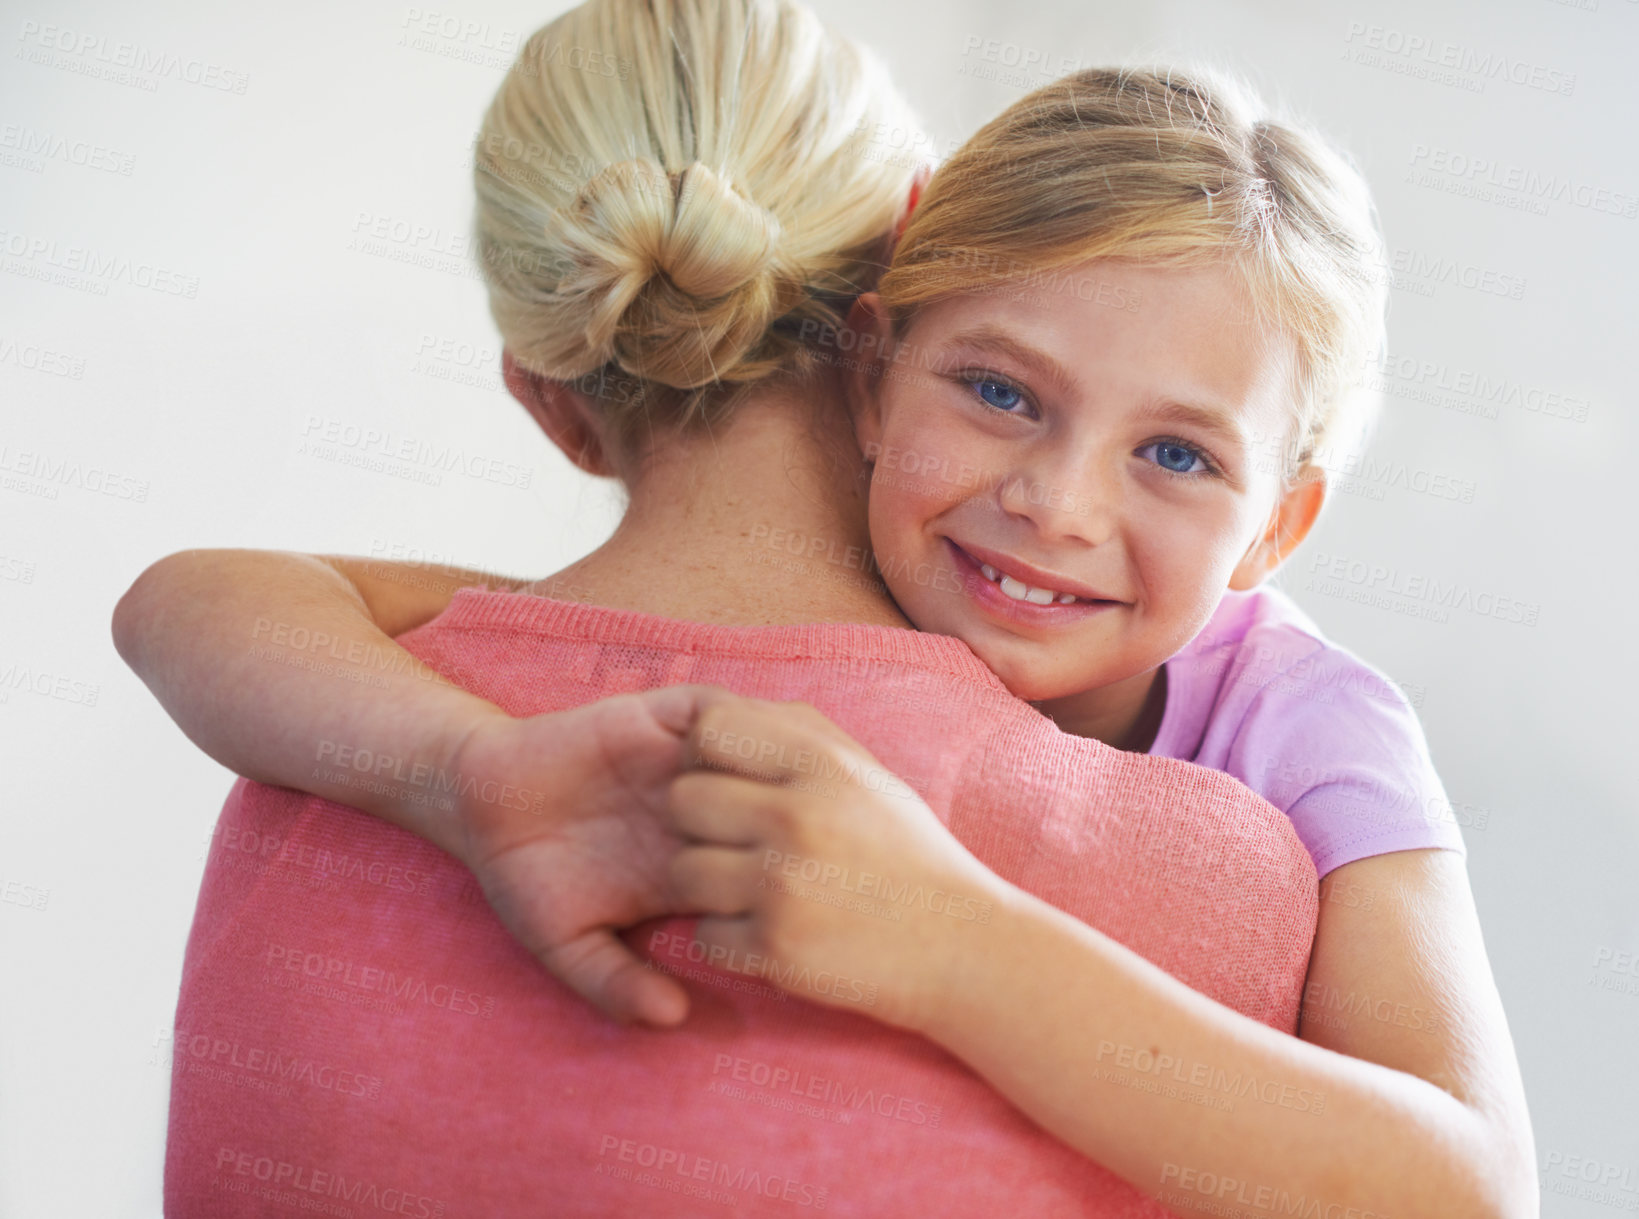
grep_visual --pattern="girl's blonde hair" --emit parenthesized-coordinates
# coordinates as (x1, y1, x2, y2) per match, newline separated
(879, 67, 1388, 480)
(472, 0, 925, 453)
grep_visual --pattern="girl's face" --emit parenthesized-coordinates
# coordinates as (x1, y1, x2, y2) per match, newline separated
(854, 259, 1318, 731)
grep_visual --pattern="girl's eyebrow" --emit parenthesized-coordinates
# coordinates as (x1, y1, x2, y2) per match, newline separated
(1137, 399, 1251, 451)
(939, 326, 1081, 398)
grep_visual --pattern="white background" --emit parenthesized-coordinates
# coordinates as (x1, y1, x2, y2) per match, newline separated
(2, 0, 1634, 1214)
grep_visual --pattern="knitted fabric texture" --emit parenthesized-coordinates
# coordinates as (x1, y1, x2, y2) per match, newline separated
(165, 589, 1318, 1217)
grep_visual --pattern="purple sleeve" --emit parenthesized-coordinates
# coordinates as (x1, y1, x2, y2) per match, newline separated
(1237, 669, 1469, 880)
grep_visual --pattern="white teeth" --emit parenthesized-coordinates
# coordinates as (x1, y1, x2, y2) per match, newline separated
(982, 563, 1077, 606)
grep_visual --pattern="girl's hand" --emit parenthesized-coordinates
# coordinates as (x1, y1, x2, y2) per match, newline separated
(449, 684, 738, 1029)
(664, 695, 1011, 1034)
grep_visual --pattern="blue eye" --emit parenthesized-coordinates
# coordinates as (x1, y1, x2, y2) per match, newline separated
(1141, 441, 1209, 475)
(971, 378, 1025, 412)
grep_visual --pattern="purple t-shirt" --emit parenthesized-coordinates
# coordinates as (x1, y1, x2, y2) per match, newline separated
(1149, 585, 1467, 879)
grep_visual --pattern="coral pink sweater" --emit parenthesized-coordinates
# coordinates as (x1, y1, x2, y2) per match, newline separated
(165, 590, 1318, 1217)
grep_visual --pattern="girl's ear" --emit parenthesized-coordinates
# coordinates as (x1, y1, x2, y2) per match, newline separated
(842, 293, 896, 465)
(502, 350, 616, 478)
(1228, 466, 1327, 590)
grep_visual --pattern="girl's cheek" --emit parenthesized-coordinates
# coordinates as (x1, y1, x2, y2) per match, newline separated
(888, 389, 984, 457)
(869, 482, 932, 567)
(1133, 511, 1237, 604)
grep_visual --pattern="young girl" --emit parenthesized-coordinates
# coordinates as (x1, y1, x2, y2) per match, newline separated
(836, 70, 1464, 883)
(117, 26, 1535, 1218)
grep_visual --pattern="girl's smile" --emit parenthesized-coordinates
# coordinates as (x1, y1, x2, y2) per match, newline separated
(943, 537, 1127, 626)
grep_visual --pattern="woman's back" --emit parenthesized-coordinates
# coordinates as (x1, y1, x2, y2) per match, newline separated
(165, 589, 1317, 1218)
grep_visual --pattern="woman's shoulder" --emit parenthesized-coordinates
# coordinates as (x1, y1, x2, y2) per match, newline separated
(420, 587, 1001, 677)
(398, 586, 1041, 739)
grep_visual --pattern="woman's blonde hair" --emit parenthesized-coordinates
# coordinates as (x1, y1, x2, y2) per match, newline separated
(472, 0, 925, 453)
(879, 67, 1388, 481)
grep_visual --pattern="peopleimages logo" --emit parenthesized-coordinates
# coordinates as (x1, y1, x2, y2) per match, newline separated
(0, 228, 201, 297)
(709, 1053, 943, 1128)
(1362, 349, 1592, 423)
(1095, 1041, 1325, 1114)
(1382, 247, 1526, 299)
(174, 1028, 384, 1100)
(1408, 145, 1637, 219)
(1343, 22, 1576, 96)
(595, 1134, 829, 1209)
(264, 943, 497, 1018)
(697, 723, 918, 801)
(0, 336, 85, 378)
(648, 929, 878, 1007)
(1540, 1149, 1639, 1206)
(15, 21, 251, 93)
(0, 443, 149, 502)
(212, 822, 436, 897)
(1304, 551, 1541, 627)
(1160, 1162, 1388, 1219)
(212, 1148, 444, 1216)
(312, 737, 545, 814)
(0, 124, 135, 174)
(297, 414, 534, 489)
(0, 659, 99, 706)
(762, 849, 994, 924)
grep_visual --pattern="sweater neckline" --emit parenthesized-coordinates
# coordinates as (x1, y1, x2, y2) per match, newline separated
(429, 586, 1012, 692)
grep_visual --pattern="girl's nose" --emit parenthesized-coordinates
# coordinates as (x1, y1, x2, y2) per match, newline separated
(994, 452, 1119, 548)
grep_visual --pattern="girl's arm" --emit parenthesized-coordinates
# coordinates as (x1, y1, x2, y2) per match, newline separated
(112, 549, 716, 1027)
(111, 549, 525, 852)
(926, 848, 1538, 1219)
(672, 697, 1539, 1219)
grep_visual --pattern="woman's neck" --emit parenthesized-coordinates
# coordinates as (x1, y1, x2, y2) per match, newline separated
(540, 374, 911, 629)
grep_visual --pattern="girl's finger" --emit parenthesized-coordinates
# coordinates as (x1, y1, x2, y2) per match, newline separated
(686, 697, 833, 784)
(776, 698, 871, 755)
(634, 683, 740, 739)
(687, 695, 896, 795)
(666, 769, 797, 844)
(690, 914, 765, 984)
(667, 844, 762, 916)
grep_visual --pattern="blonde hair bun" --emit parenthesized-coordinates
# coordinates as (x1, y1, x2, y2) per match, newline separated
(473, 0, 927, 447)
(541, 160, 789, 389)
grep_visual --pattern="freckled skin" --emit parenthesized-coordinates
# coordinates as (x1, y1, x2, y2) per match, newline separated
(853, 260, 1315, 747)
